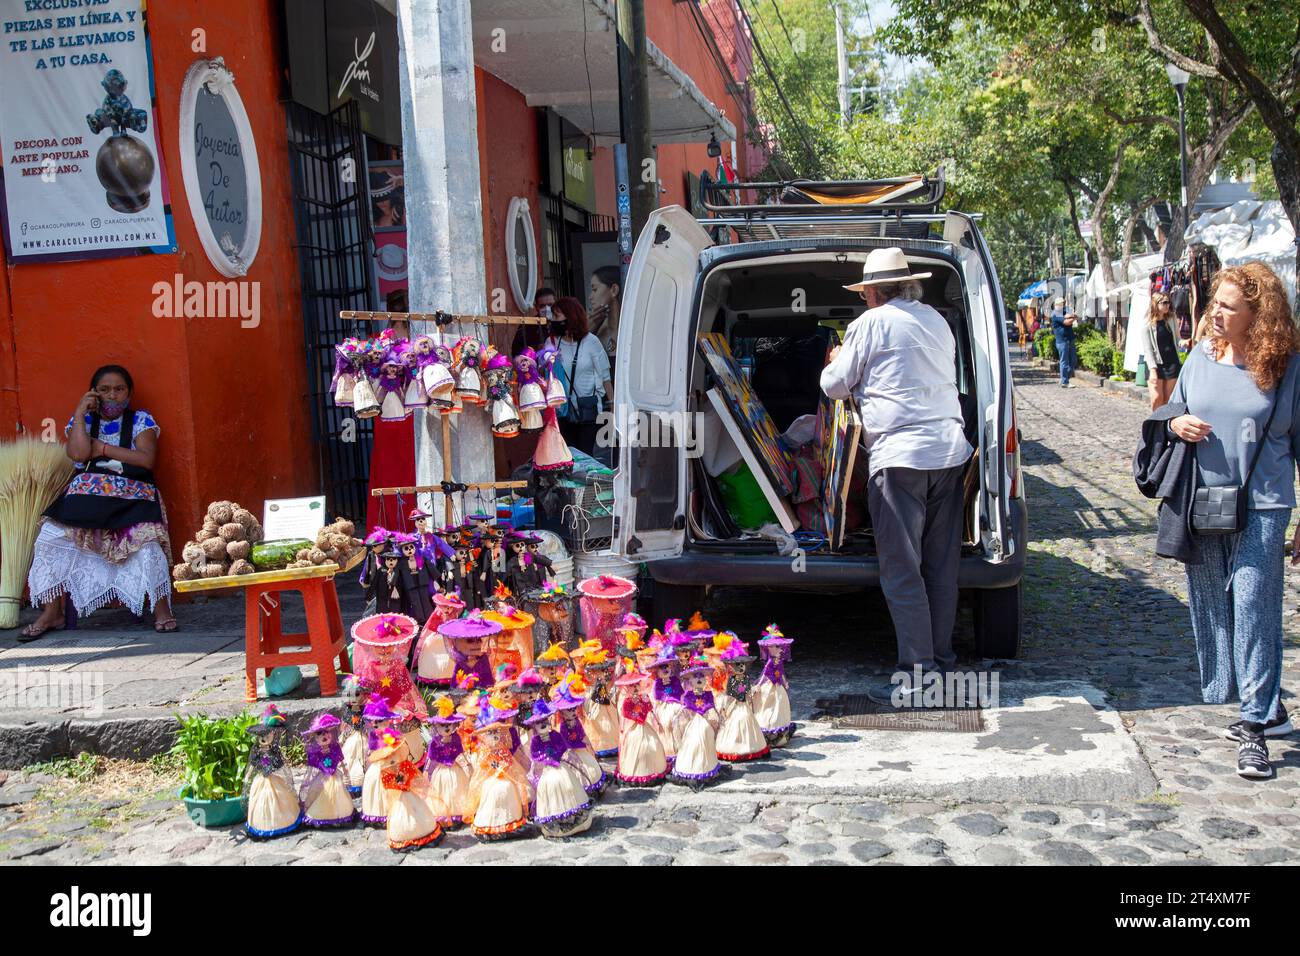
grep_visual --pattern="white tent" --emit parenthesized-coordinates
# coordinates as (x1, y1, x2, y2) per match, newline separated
(1183, 200, 1296, 310)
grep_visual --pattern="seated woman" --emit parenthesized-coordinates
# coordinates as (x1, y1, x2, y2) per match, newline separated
(21, 365, 176, 641)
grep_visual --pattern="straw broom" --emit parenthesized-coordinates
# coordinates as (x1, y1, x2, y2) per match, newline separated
(0, 438, 74, 629)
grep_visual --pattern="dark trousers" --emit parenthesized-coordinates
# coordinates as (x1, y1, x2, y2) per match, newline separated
(867, 464, 966, 672)
(1055, 335, 1076, 384)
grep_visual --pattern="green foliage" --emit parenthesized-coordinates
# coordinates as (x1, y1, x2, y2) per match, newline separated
(170, 710, 256, 801)
(1074, 325, 1117, 377)
(1034, 329, 1057, 360)
(25, 752, 102, 782)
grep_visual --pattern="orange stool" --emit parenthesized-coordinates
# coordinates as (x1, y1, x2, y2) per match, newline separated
(243, 574, 350, 702)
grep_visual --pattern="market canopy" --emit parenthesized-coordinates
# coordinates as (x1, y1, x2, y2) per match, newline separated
(1018, 280, 1049, 301)
(471, 0, 736, 145)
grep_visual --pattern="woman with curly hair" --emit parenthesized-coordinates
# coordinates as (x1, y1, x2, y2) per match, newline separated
(1167, 262, 1300, 779)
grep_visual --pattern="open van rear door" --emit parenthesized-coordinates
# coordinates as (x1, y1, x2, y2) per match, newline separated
(612, 206, 713, 561)
(944, 212, 1015, 561)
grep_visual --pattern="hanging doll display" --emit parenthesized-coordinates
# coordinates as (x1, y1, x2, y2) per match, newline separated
(513, 347, 547, 434)
(424, 694, 473, 828)
(614, 668, 668, 786)
(709, 633, 770, 762)
(573, 643, 620, 758)
(331, 338, 362, 406)
(485, 351, 520, 438)
(524, 699, 593, 838)
(360, 695, 400, 826)
(339, 675, 374, 794)
(370, 726, 446, 852)
(670, 654, 723, 789)
(439, 611, 502, 690)
(413, 590, 465, 687)
(398, 340, 426, 409)
(398, 534, 435, 625)
(375, 346, 411, 422)
(420, 339, 458, 411)
(351, 613, 427, 716)
(298, 713, 358, 828)
(366, 548, 407, 615)
(465, 694, 531, 839)
(537, 342, 568, 409)
(551, 672, 609, 796)
(243, 705, 303, 839)
(753, 624, 795, 747)
(455, 335, 488, 406)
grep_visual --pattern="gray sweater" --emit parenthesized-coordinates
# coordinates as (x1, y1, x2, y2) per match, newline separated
(1168, 341, 1300, 509)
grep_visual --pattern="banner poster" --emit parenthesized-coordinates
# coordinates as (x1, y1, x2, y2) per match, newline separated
(0, 0, 176, 263)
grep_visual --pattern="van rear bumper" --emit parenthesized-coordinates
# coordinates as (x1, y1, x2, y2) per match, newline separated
(649, 499, 1027, 590)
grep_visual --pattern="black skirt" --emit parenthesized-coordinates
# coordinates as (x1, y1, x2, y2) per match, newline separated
(43, 473, 163, 530)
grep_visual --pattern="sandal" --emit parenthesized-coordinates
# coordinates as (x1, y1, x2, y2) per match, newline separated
(154, 618, 179, 633)
(17, 619, 64, 643)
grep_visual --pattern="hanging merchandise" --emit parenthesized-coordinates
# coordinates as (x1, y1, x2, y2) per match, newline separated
(456, 336, 488, 405)
(486, 350, 521, 438)
(514, 348, 547, 433)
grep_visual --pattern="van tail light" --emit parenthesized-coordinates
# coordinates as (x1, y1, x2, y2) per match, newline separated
(1005, 399, 1022, 499)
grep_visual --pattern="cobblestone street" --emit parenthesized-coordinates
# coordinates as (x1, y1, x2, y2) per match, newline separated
(3, 357, 1300, 866)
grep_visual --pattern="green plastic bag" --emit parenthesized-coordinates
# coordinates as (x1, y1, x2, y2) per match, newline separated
(715, 464, 778, 529)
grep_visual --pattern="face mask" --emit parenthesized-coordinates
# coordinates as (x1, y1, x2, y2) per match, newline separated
(99, 398, 128, 419)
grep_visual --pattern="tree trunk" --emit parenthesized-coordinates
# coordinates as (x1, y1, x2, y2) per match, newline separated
(1090, 140, 1130, 344)
(1271, 142, 1300, 318)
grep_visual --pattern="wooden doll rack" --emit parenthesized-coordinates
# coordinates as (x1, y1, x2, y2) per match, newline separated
(339, 310, 549, 327)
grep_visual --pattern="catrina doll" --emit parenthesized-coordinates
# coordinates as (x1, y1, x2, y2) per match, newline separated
(299, 714, 358, 828)
(339, 674, 374, 794)
(398, 339, 426, 409)
(551, 672, 609, 796)
(375, 346, 411, 422)
(398, 534, 435, 626)
(513, 347, 547, 433)
(414, 590, 465, 687)
(670, 654, 723, 789)
(485, 351, 520, 438)
(753, 624, 795, 747)
(465, 694, 531, 840)
(360, 695, 400, 826)
(504, 532, 543, 595)
(439, 612, 501, 690)
(424, 694, 473, 827)
(537, 342, 567, 409)
(369, 727, 446, 852)
(573, 643, 620, 758)
(243, 705, 303, 839)
(367, 548, 408, 615)
(418, 338, 456, 410)
(456, 336, 488, 405)
(524, 699, 592, 838)
(444, 541, 482, 609)
(351, 343, 382, 420)
(331, 338, 362, 406)
(614, 668, 668, 786)
(709, 632, 770, 762)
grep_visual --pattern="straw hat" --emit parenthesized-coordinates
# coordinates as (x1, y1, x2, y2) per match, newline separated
(352, 613, 420, 647)
(842, 247, 931, 292)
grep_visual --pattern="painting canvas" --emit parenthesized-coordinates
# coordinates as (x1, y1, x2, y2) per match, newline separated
(817, 393, 862, 551)
(697, 333, 796, 496)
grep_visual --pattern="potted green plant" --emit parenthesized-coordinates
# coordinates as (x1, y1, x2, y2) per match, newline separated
(171, 710, 258, 827)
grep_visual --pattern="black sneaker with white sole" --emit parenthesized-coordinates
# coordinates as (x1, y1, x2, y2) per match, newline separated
(1225, 707, 1293, 742)
(1237, 733, 1273, 779)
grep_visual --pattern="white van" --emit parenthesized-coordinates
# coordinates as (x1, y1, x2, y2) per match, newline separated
(610, 177, 1026, 658)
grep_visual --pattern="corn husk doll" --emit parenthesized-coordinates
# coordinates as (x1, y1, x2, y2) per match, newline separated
(299, 713, 358, 828)
(510, 666, 545, 776)
(646, 643, 684, 763)
(465, 693, 531, 839)
(670, 654, 723, 789)
(573, 642, 620, 758)
(455, 336, 488, 406)
(485, 351, 520, 438)
(524, 699, 593, 837)
(360, 695, 400, 826)
(419, 338, 457, 411)
(709, 632, 770, 762)
(398, 338, 427, 409)
(244, 705, 303, 839)
(414, 590, 465, 687)
(396, 706, 429, 769)
(514, 347, 547, 434)
(376, 345, 411, 422)
(551, 672, 609, 796)
(424, 694, 473, 828)
(340, 675, 375, 794)
(614, 668, 668, 786)
(440, 611, 500, 689)
(538, 341, 567, 409)
(753, 624, 795, 747)
(331, 337, 362, 406)
(370, 726, 446, 852)
(534, 640, 571, 698)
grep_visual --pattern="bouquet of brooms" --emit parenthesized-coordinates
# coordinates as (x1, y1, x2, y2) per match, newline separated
(0, 438, 75, 629)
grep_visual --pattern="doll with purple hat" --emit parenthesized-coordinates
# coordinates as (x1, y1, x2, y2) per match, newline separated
(614, 667, 668, 786)
(339, 674, 375, 794)
(243, 705, 303, 839)
(572, 643, 620, 758)
(485, 351, 520, 438)
(524, 698, 593, 837)
(551, 672, 609, 796)
(465, 693, 531, 839)
(424, 694, 472, 827)
(376, 345, 411, 422)
(670, 654, 723, 788)
(360, 695, 400, 826)
(646, 644, 685, 761)
(299, 713, 358, 828)
(752, 624, 794, 747)
(440, 611, 501, 689)
(538, 341, 567, 409)
(710, 633, 770, 762)
(420, 340, 457, 411)
(370, 726, 446, 852)
(513, 347, 547, 434)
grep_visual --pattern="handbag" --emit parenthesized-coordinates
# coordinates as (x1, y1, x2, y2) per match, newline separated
(1190, 392, 1280, 535)
(563, 337, 599, 425)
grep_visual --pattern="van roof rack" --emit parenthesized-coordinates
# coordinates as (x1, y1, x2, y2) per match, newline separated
(700, 166, 946, 216)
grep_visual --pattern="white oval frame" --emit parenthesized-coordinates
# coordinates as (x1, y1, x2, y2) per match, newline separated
(178, 57, 262, 277)
(505, 196, 539, 312)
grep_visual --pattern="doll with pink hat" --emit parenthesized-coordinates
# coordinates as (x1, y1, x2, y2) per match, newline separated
(465, 693, 531, 839)
(439, 611, 501, 690)
(645, 644, 685, 763)
(551, 672, 608, 795)
(299, 713, 357, 828)
(339, 674, 375, 794)
(524, 698, 593, 837)
(414, 590, 465, 687)
(370, 726, 446, 851)
(513, 347, 547, 433)
(710, 632, 770, 762)
(531, 407, 575, 477)
(670, 654, 723, 788)
(753, 624, 794, 747)
(577, 574, 638, 654)
(352, 613, 426, 716)
(614, 668, 668, 786)
(360, 695, 400, 826)
(485, 351, 520, 438)
(572, 643, 620, 758)
(424, 694, 472, 827)
(243, 705, 303, 839)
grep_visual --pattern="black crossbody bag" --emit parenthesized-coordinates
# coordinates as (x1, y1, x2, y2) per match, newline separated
(565, 337, 600, 425)
(1190, 393, 1279, 535)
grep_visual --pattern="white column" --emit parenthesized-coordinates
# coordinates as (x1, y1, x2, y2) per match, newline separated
(396, 0, 494, 521)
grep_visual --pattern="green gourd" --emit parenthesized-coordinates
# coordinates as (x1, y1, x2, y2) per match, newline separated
(248, 538, 314, 571)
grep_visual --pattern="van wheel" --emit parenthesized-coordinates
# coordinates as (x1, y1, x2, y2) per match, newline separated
(651, 583, 707, 626)
(973, 584, 1021, 659)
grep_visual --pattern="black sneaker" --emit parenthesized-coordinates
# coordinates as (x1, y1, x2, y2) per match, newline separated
(1237, 733, 1273, 779)
(1225, 706, 1293, 742)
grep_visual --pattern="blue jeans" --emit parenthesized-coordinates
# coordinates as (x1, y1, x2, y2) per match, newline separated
(1184, 507, 1288, 723)
(1055, 336, 1076, 384)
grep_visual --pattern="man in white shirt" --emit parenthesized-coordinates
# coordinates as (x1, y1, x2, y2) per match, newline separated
(820, 248, 974, 703)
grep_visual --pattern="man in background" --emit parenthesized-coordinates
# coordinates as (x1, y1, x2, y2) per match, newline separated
(1051, 295, 1079, 388)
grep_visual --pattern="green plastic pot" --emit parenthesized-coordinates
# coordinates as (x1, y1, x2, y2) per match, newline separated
(179, 787, 246, 828)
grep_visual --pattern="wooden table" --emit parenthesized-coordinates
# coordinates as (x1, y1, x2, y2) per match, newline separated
(176, 554, 363, 702)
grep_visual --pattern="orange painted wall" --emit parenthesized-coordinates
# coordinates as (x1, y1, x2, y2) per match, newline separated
(0, 0, 318, 556)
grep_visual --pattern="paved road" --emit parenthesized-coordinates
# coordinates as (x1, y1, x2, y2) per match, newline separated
(3, 357, 1299, 865)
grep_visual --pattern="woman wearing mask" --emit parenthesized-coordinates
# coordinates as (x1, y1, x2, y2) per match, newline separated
(1166, 262, 1300, 779)
(553, 296, 612, 457)
(22, 365, 176, 640)
(1143, 290, 1182, 410)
